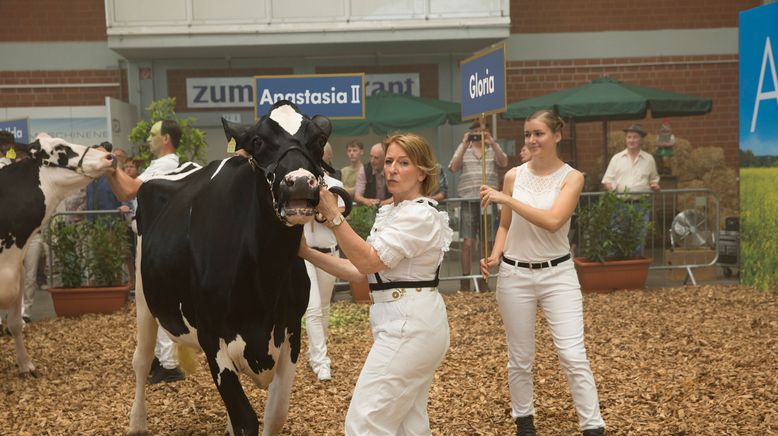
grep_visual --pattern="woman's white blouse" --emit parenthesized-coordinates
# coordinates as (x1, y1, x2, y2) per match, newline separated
(367, 198, 453, 284)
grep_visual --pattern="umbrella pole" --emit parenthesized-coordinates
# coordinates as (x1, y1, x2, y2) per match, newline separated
(480, 114, 489, 262)
(602, 119, 609, 172)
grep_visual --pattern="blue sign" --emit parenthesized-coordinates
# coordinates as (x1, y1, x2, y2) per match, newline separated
(739, 3, 778, 155)
(461, 44, 506, 120)
(0, 118, 30, 143)
(254, 74, 365, 119)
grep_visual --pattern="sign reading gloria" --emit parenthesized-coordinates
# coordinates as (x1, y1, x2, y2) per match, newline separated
(460, 43, 507, 120)
(739, 2, 778, 155)
(0, 118, 31, 144)
(254, 73, 365, 119)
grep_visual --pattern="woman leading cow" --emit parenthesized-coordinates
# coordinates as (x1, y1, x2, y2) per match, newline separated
(299, 132, 451, 435)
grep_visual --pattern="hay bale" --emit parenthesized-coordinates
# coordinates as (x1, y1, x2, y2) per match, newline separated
(670, 139, 695, 181)
(702, 167, 739, 227)
(690, 147, 726, 178)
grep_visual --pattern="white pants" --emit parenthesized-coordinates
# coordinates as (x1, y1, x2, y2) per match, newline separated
(304, 255, 338, 372)
(345, 289, 449, 436)
(22, 233, 44, 319)
(155, 328, 177, 369)
(496, 260, 605, 431)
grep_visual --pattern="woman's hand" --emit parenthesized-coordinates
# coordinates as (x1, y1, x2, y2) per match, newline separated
(316, 186, 341, 221)
(480, 185, 510, 209)
(480, 254, 500, 280)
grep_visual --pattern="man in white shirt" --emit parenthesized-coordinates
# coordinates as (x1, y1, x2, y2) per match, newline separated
(601, 123, 659, 256)
(602, 124, 660, 194)
(107, 119, 184, 384)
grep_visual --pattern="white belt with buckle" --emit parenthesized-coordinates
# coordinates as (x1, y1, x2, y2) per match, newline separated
(369, 287, 438, 304)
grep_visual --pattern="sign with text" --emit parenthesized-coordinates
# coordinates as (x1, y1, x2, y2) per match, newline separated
(739, 2, 778, 155)
(0, 118, 31, 143)
(460, 43, 506, 120)
(254, 74, 365, 119)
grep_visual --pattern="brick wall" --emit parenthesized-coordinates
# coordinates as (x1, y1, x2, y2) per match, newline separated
(316, 64, 439, 99)
(0, 69, 125, 107)
(497, 55, 739, 182)
(510, 0, 761, 33)
(167, 68, 294, 112)
(0, 0, 107, 41)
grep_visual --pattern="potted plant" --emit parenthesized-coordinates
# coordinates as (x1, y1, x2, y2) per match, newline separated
(48, 215, 132, 316)
(574, 190, 653, 292)
(345, 205, 377, 304)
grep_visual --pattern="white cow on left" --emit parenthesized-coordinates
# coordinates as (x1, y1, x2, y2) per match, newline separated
(0, 134, 116, 377)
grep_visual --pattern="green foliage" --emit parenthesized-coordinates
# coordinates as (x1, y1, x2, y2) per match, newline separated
(49, 215, 131, 287)
(740, 168, 778, 292)
(739, 148, 778, 168)
(578, 191, 653, 262)
(128, 97, 208, 167)
(346, 205, 377, 240)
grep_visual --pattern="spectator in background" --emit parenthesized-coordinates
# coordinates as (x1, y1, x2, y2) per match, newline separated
(602, 124, 660, 194)
(448, 121, 508, 291)
(355, 143, 391, 207)
(108, 120, 185, 384)
(602, 123, 659, 256)
(340, 140, 364, 196)
(0, 131, 21, 168)
(323, 142, 342, 180)
(86, 142, 122, 218)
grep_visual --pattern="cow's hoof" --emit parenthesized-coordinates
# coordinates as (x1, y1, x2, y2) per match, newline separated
(19, 369, 40, 379)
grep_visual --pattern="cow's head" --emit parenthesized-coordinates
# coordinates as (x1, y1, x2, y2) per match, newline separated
(222, 101, 333, 226)
(20, 133, 117, 178)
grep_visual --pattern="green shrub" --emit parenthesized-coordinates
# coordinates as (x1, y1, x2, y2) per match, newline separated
(347, 205, 377, 240)
(49, 215, 131, 287)
(578, 191, 653, 262)
(129, 97, 208, 167)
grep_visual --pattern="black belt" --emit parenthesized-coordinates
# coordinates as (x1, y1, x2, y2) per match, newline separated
(312, 245, 339, 254)
(369, 266, 440, 291)
(502, 253, 571, 269)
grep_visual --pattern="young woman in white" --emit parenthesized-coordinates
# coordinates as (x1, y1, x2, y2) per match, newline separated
(299, 133, 452, 435)
(480, 110, 605, 436)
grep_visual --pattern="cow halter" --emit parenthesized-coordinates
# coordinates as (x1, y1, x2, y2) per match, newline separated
(247, 145, 328, 226)
(40, 144, 98, 179)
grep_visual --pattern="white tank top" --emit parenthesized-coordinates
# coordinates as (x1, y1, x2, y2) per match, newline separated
(503, 162, 573, 262)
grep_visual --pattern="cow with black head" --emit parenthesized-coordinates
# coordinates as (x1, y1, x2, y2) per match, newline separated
(0, 134, 116, 377)
(128, 101, 349, 435)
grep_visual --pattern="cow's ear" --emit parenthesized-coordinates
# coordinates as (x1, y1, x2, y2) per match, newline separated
(221, 117, 244, 142)
(311, 115, 332, 139)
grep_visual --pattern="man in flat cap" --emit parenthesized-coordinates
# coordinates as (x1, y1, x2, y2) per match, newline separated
(602, 123, 660, 194)
(0, 130, 26, 168)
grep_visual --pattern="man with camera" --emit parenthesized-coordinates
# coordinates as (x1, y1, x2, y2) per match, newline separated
(449, 121, 508, 291)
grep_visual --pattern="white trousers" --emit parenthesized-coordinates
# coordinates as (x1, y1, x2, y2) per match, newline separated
(155, 328, 177, 369)
(304, 255, 337, 372)
(496, 260, 605, 431)
(22, 233, 44, 319)
(345, 289, 449, 436)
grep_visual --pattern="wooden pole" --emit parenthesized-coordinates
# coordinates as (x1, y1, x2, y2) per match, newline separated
(480, 113, 489, 261)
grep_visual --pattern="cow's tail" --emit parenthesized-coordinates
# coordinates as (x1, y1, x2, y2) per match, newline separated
(176, 343, 199, 375)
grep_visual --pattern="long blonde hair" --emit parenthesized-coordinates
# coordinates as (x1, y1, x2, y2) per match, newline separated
(382, 133, 438, 196)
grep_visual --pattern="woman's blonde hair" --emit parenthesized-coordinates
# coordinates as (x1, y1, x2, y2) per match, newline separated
(526, 109, 565, 134)
(382, 133, 438, 196)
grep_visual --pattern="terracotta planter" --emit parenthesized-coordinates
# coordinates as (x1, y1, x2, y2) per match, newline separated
(48, 284, 131, 317)
(349, 277, 371, 304)
(573, 257, 651, 293)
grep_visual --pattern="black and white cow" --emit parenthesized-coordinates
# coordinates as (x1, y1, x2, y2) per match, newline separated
(0, 135, 116, 376)
(129, 101, 349, 435)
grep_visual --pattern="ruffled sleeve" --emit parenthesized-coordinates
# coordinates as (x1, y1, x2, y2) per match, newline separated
(368, 199, 453, 269)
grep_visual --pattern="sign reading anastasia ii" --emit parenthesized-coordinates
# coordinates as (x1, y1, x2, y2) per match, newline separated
(254, 74, 365, 119)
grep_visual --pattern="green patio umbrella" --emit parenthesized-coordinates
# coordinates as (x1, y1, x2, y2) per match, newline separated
(332, 91, 464, 136)
(500, 76, 712, 167)
(502, 76, 712, 121)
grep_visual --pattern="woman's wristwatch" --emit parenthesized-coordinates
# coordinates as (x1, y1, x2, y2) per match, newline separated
(326, 213, 345, 228)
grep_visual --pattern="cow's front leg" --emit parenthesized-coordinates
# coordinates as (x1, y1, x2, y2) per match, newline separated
(263, 339, 296, 436)
(128, 272, 158, 435)
(200, 334, 258, 436)
(7, 281, 37, 377)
